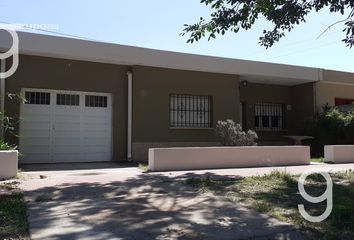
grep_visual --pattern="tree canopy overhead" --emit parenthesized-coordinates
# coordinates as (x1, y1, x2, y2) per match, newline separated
(182, 0, 354, 48)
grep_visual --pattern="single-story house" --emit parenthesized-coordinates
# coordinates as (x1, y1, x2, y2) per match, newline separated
(1, 31, 354, 164)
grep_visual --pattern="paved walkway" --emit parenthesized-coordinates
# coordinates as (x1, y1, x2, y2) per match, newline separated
(19, 162, 354, 240)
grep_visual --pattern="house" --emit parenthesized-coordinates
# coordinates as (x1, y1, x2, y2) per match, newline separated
(1, 31, 354, 164)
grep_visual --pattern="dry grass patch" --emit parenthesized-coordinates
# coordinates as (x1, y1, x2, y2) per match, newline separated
(186, 170, 354, 240)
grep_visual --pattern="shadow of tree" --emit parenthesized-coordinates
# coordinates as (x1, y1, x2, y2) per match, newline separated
(193, 173, 354, 240)
(23, 172, 305, 240)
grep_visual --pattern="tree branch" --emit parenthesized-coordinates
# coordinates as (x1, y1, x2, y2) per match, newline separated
(317, 8, 354, 39)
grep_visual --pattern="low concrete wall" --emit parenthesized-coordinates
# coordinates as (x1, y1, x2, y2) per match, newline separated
(133, 142, 220, 162)
(0, 150, 18, 179)
(149, 146, 310, 171)
(325, 145, 354, 163)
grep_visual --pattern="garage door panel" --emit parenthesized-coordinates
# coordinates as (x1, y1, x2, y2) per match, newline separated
(20, 154, 52, 163)
(83, 131, 108, 138)
(82, 152, 110, 162)
(84, 116, 108, 121)
(52, 146, 81, 153)
(83, 145, 110, 153)
(21, 115, 51, 122)
(53, 138, 81, 145)
(84, 138, 108, 145)
(20, 146, 51, 154)
(54, 123, 81, 131)
(52, 154, 81, 162)
(20, 89, 112, 163)
(21, 107, 51, 115)
(83, 124, 108, 131)
(21, 130, 50, 138)
(21, 138, 51, 146)
(53, 132, 80, 138)
(52, 116, 81, 123)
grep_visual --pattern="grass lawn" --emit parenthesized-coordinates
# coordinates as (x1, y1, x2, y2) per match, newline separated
(0, 182, 29, 240)
(186, 170, 354, 240)
(138, 163, 149, 172)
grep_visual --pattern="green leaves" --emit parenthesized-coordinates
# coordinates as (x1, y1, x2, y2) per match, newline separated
(182, 0, 354, 48)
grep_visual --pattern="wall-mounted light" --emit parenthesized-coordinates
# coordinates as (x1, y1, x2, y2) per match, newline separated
(241, 80, 248, 87)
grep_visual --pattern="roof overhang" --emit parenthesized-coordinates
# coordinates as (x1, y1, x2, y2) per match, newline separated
(0, 31, 321, 86)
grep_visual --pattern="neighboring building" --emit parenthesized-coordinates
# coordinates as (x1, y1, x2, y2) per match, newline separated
(0, 31, 353, 163)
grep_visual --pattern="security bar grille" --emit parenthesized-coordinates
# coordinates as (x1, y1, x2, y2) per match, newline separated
(169, 94, 212, 128)
(255, 103, 284, 131)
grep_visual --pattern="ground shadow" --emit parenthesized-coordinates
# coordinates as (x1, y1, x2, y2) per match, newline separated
(20, 162, 139, 172)
(22, 171, 305, 240)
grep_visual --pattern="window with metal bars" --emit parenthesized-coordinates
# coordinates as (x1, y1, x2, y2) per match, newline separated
(85, 95, 107, 108)
(56, 94, 79, 106)
(169, 94, 212, 128)
(25, 91, 50, 105)
(254, 103, 284, 131)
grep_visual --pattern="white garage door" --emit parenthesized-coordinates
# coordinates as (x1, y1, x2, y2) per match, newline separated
(19, 89, 112, 163)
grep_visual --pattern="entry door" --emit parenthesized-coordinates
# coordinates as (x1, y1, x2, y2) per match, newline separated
(19, 89, 112, 163)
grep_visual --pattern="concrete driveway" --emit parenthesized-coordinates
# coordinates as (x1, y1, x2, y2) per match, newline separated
(19, 163, 308, 240)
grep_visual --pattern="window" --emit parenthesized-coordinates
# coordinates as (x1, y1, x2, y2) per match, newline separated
(85, 95, 107, 108)
(56, 94, 79, 106)
(25, 91, 50, 105)
(169, 94, 212, 128)
(255, 103, 284, 131)
(335, 98, 354, 106)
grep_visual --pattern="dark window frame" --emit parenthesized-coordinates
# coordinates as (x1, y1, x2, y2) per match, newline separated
(25, 91, 50, 105)
(85, 95, 108, 108)
(56, 94, 80, 106)
(254, 102, 285, 131)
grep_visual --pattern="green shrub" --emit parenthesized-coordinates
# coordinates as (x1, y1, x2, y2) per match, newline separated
(304, 107, 354, 157)
(0, 139, 16, 150)
(216, 119, 258, 146)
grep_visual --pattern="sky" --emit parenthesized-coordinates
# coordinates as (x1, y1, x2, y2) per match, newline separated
(0, 0, 353, 72)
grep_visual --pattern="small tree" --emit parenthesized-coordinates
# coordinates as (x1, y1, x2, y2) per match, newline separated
(0, 93, 25, 150)
(216, 119, 258, 146)
(303, 106, 354, 157)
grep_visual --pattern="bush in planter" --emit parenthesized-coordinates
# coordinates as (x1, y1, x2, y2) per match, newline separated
(0, 111, 17, 150)
(0, 93, 24, 150)
(0, 139, 16, 150)
(216, 119, 258, 146)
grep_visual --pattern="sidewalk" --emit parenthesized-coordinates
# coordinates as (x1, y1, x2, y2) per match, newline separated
(148, 162, 354, 179)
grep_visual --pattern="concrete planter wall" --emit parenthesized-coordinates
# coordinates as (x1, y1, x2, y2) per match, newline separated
(0, 150, 19, 179)
(149, 146, 310, 171)
(325, 145, 354, 163)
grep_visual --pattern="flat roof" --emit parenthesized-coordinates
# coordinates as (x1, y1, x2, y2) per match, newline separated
(0, 30, 348, 86)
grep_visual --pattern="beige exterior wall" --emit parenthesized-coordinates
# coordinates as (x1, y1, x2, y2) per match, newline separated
(315, 70, 354, 110)
(4, 54, 324, 163)
(240, 82, 315, 143)
(323, 70, 354, 85)
(132, 66, 240, 161)
(316, 81, 354, 109)
(5, 54, 130, 162)
(290, 83, 316, 131)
